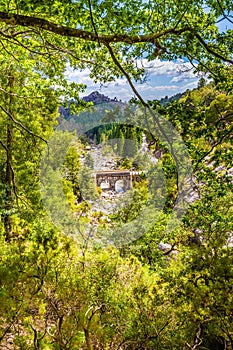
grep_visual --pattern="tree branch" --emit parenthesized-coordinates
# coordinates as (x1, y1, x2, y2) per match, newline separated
(0, 85, 46, 99)
(45, 41, 95, 64)
(194, 123, 233, 170)
(192, 31, 233, 64)
(216, 0, 233, 25)
(186, 323, 202, 349)
(87, 0, 101, 47)
(105, 42, 182, 171)
(0, 38, 20, 61)
(0, 138, 8, 152)
(0, 11, 232, 65)
(0, 104, 47, 144)
(0, 138, 19, 207)
(0, 12, 196, 44)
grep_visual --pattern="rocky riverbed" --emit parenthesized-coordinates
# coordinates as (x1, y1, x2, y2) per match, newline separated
(89, 143, 126, 215)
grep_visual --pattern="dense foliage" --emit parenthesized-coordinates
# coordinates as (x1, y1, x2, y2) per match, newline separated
(0, 0, 232, 349)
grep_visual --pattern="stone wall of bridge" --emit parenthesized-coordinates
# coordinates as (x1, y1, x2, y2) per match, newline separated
(95, 170, 141, 191)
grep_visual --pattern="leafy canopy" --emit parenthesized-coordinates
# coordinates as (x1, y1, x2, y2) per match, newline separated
(0, 0, 232, 87)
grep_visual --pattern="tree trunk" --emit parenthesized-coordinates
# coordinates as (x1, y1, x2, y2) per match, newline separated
(4, 74, 14, 242)
(84, 327, 93, 350)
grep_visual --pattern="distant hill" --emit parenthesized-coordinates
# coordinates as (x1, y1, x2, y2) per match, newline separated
(159, 92, 184, 105)
(59, 91, 125, 120)
(82, 91, 124, 105)
(59, 90, 186, 121)
(83, 90, 187, 106)
(83, 90, 185, 106)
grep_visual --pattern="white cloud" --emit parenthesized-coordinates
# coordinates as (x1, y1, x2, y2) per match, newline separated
(65, 67, 93, 86)
(65, 58, 200, 101)
(137, 58, 195, 77)
(170, 71, 199, 83)
(135, 81, 198, 101)
(139, 84, 179, 92)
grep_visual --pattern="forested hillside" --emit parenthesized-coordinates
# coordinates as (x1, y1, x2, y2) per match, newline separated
(0, 0, 232, 349)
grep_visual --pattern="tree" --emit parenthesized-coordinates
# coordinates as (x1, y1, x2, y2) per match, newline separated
(0, 2, 233, 349)
(78, 153, 98, 201)
(0, 41, 85, 241)
(0, 1, 232, 88)
(0, 52, 59, 241)
(0, 0, 231, 228)
(164, 184, 233, 349)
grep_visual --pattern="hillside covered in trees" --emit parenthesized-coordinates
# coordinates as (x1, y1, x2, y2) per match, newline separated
(0, 0, 232, 349)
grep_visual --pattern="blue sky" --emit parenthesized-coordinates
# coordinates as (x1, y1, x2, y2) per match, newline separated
(66, 59, 200, 101)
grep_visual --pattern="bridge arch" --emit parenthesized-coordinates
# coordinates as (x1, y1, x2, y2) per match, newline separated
(115, 179, 126, 192)
(95, 170, 141, 192)
(99, 180, 111, 190)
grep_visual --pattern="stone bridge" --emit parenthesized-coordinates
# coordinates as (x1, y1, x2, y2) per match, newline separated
(95, 170, 141, 191)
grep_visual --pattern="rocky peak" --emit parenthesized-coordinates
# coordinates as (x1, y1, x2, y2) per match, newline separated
(82, 91, 121, 105)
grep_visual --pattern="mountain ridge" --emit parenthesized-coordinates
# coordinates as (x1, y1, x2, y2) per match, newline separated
(82, 91, 124, 105)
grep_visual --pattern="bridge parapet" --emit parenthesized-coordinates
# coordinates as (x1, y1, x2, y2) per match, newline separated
(95, 170, 142, 191)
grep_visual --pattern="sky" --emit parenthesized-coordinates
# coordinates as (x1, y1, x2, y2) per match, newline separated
(65, 18, 233, 102)
(65, 59, 201, 102)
